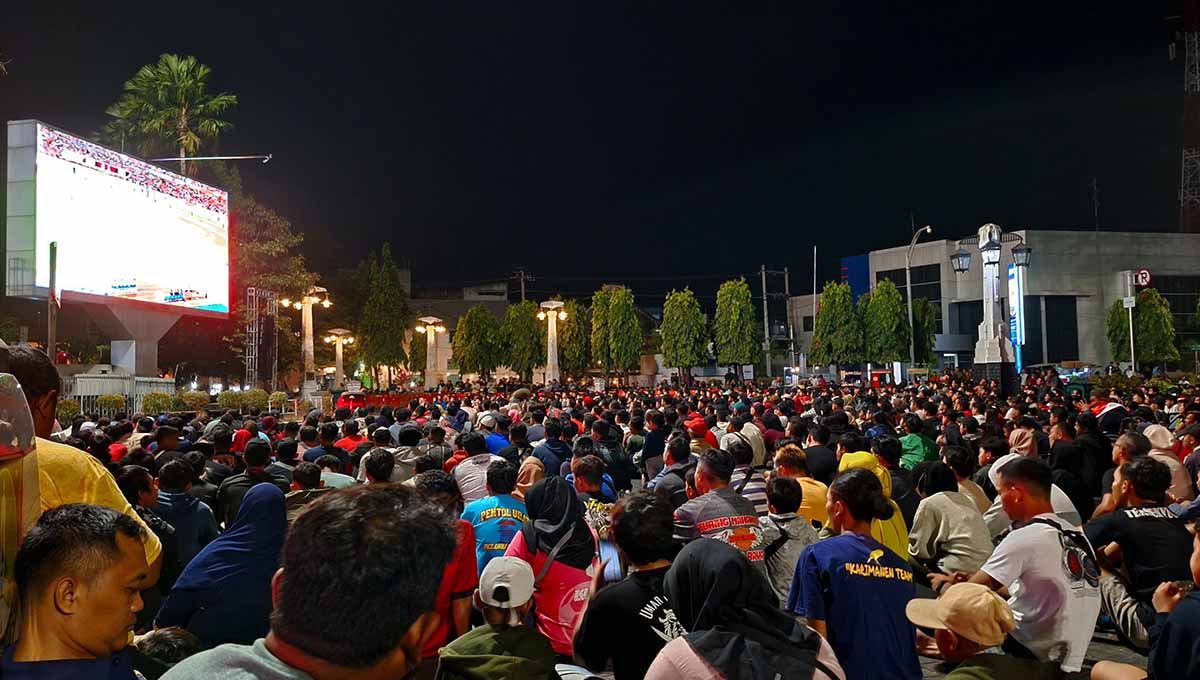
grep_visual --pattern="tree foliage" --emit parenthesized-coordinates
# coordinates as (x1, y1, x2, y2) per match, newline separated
(242, 388, 269, 411)
(714, 278, 757, 367)
(590, 287, 614, 372)
(56, 399, 81, 424)
(408, 329, 427, 374)
(1106, 288, 1180, 366)
(500, 300, 545, 381)
(453, 305, 503, 381)
(201, 163, 316, 382)
(557, 299, 590, 377)
(660, 288, 708, 371)
(863, 280, 910, 364)
(357, 243, 412, 373)
(100, 54, 236, 175)
(178, 390, 211, 412)
(141, 392, 173, 415)
(811, 282, 864, 367)
(911, 298, 938, 365)
(216, 390, 243, 411)
(607, 286, 641, 373)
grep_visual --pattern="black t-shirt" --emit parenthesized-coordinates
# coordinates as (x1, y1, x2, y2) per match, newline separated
(1100, 467, 1116, 498)
(574, 567, 685, 680)
(889, 468, 918, 530)
(1084, 504, 1194, 607)
(803, 445, 838, 486)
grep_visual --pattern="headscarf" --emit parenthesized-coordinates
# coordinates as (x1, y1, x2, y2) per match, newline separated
(520, 476, 595, 571)
(1008, 429, 1035, 456)
(260, 416, 277, 435)
(231, 428, 253, 454)
(172, 483, 287, 591)
(665, 538, 832, 680)
(1143, 424, 1176, 454)
(838, 451, 892, 497)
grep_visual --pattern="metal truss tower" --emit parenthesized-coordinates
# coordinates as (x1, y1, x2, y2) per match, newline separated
(244, 288, 280, 390)
(1182, 0, 1200, 231)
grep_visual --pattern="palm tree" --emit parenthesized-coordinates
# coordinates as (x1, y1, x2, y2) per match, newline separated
(102, 54, 236, 174)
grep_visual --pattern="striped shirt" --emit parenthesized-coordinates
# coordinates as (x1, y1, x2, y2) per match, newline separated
(732, 465, 769, 517)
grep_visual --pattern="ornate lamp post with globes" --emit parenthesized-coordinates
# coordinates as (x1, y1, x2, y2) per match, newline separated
(323, 328, 355, 389)
(537, 300, 567, 384)
(949, 224, 1032, 396)
(415, 316, 446, 389)
(280, 286, 331, 403)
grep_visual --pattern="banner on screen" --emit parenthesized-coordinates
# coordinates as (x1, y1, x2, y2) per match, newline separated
(5, 121, 229, 315)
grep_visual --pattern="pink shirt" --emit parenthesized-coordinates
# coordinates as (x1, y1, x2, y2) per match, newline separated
(645, 636, 846, 680)
(503, 528, 593, 656)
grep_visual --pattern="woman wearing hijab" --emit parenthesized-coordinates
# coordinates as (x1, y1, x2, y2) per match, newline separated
(836, 452, 909, 559)
(646, 538, 845, 680)
(1144, 423, 1195, 502)
(503, 476, 597, 657)
(155, 483, 287, 649)
(1007, 428, 1035, 457)
(230, 424, 253, 454)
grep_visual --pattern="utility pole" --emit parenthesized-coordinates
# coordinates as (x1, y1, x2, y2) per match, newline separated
(47, 242, 58, 363)
(783, 266, 795, 370)
(512, 268, 535, 302)
(1126, 270, 1137, 375)
(810, 246, 817, 374)
(1092, 177, 1100, 229)
(760, 266, 771, 377)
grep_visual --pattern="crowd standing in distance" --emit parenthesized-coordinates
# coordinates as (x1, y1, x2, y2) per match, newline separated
(3, 345, 1200, 679)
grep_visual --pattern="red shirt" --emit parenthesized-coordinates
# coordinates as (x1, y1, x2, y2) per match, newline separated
(443, 449, 469, 473)
(422, 520, 478, 659)
(334, 435, 365, 453)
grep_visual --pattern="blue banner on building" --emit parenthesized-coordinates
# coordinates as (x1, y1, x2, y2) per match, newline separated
(1007, 263, 1025, 373)
(840, 253, 870, 301)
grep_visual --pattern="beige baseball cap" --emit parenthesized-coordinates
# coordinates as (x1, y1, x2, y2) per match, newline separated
(905, 583, 1014, 648)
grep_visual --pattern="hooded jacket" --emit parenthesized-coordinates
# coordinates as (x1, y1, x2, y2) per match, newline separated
(436, 624, 556, 680)
(837, 452, 910, 559)
(154, 489, 220, 567)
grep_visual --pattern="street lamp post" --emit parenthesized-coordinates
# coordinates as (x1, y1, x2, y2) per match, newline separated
(905, 225, 933, 371)
(323, 328, 355, 389)
(280, 286, 331, 402)
(538, 301, 567, 384)
(949, 224, 1032, 396)
(415, 316, 446, 389)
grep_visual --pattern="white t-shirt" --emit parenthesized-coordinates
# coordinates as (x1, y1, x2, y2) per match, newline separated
(453, 453, 505, 503)
(980, 512, 1101, 672)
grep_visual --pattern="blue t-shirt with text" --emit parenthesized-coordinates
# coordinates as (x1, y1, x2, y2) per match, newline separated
(461, 494, 528, 575)
(788, 532, 920, 680)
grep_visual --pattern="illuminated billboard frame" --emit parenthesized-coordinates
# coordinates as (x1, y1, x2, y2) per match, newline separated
(5, 120, 230, 318)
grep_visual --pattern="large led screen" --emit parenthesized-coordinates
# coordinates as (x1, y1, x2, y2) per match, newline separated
(9, 122, 229, 314)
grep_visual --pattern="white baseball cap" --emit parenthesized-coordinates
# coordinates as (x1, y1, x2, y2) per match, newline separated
(478, 557, 535, 624)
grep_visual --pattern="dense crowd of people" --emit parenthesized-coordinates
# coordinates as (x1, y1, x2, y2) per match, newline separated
(3, 343, 1200, 679)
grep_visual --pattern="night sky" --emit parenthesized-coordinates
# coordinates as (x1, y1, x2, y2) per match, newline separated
(0, 2, 1183, 308)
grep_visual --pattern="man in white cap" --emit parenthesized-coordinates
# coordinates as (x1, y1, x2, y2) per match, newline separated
(436, 557, 557, 680)
(906, 583, 1062, 679)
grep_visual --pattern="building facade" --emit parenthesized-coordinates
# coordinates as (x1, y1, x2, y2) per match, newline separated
(788, 230, 1200, 371)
